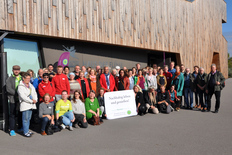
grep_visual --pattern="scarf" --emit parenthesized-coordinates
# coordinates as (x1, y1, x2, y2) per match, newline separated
(105, 73, 110, 88)
(173, 72, 181, 81)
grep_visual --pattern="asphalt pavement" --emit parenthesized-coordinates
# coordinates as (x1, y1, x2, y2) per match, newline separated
(0, 79, 232, 155)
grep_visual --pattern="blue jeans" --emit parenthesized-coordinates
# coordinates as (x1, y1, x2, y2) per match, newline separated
(184, 87, 193, 108)
(62, 111, 74, 127)
(41, 117, 50, 132)
(22, 109, 32, 134)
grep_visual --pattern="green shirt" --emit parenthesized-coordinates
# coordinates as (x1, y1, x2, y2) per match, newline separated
(55, 99, 73, 117)
(13, 74, 21, 90)
(85, 98, 100, 112)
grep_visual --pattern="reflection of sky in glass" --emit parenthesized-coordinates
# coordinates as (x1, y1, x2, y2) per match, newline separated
(4, 38, 40, 76)
(186, 0, 195, 2)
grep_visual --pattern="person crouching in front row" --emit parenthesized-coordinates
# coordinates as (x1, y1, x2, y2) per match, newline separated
(97, 88, 107, 121)
(71, 90, 88, 128)
(39, 93, 54, 135)
(168, 85, 180, 111)
(144, 86, 159, 114)
(133, 85, 147, 116)
(85, 90, 102, 125)
(157, 85, 171, 114)
(55, 90, 75, 131)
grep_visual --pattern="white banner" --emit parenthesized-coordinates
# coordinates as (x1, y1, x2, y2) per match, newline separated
(104, 90, 137, 120)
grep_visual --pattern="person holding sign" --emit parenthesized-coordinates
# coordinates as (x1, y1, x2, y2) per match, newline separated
(157, 85, 171, 114)
(100, 66, 115, 92)
(85, 90, 102, 125)
(133, 85, 147, 116)
(115, 69, 130, 91)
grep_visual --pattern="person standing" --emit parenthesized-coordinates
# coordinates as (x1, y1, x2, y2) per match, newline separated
(97, 88, 107, 121)
(33, 69, 44, 94)
(47, 64, 56, 74)
(163, 65, 172, 90)
(77, 71, 90, 99)
(52, 66, 70, 102)
(17, 73, 37, 137)
(183, 68, 195, 109)
(63, 66, 70, 79)
(196, 67, 208, 112)
(136, 63, 141, 74)
(157, 68, 167, 91)
(87, 69, 97, 93)
(136, 69, 145, 90)
(82, 66, 88, 78)
(128, 69, 135, 90)
(193, 66, 200, 109)
(100, 66, 115, 92)
(168, 61, 176, 76)
(171, 65, 184, 111)
(205, 64, 225, 113)
(74, 65, 81, 80)
(145, 68, 157, 91)
(115, 69, 130, 91)
(6, 65, 22, 136)
(38, 73, 56, 104)
(69, 72, 81, 99)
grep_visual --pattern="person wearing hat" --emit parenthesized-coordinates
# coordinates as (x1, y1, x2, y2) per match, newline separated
(6, 65, 22, 136)
(38, 73, 56, 105)
(69, 72, 81, 99)
(85, 90, 102, 125)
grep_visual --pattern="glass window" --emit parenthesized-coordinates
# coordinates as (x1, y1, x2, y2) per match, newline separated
(4, 38, 42, 76)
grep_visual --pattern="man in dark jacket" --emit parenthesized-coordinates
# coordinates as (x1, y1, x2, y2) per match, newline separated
(206, 64, 225, 113)
(184, 68, 195, 109)
(195, 67, 208, 111)
(6, 65, 22, 136)
(157, 85, 171, 114)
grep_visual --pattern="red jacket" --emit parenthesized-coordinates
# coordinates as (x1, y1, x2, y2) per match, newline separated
(164, 72, 173, 89)
(77, 78, 90, 99)
(52, 73, 70, 95)
(100, 73, 115, 92)
(115, 77, 130, 91)
(38, 81, 56, 103)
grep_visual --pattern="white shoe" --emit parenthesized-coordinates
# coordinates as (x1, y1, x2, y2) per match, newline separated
(69, 126, 73, 131)
(61, 124, 66, 129)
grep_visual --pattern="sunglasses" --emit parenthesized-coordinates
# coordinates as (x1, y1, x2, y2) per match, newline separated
(43, 77, 49, 78)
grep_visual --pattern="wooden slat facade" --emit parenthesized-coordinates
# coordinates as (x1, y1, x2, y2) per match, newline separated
(0, 0, 228, 77)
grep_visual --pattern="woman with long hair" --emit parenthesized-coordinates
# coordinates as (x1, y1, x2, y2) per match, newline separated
(77, 71, 90, 99)
(115, 69, 130, 91)
(71, 90, 88, 128)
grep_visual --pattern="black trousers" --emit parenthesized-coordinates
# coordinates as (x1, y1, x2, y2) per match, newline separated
(9, 103, 22, 130)
(207, 90, 221, 111)
(195, 89, 199, 105)
(138, 104, 147, 116)
(74, 114, 88, 128)
(199, 89, 207, 108)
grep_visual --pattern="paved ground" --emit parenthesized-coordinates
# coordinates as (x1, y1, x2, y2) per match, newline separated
(0, 79, 232, 155)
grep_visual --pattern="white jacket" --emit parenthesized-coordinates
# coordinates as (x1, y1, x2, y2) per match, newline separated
(17, 81, 38, 112)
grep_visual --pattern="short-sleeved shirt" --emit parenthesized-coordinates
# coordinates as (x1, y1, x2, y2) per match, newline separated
(55, 99, 73, 117)
(85, 98, 100, 112)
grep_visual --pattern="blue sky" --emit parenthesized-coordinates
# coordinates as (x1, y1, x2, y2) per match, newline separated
(223, 0, 232, 57)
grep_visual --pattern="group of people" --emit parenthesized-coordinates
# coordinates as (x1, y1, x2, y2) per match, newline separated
(6, 61, 225, 137)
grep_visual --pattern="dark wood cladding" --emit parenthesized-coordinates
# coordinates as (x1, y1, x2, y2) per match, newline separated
(0, 0, 228, 77)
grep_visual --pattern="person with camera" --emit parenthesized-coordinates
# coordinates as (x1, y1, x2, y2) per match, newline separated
(39, 93, 54, 135)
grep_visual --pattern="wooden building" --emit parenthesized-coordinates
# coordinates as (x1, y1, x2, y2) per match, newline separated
(0, 0, 228, 129)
